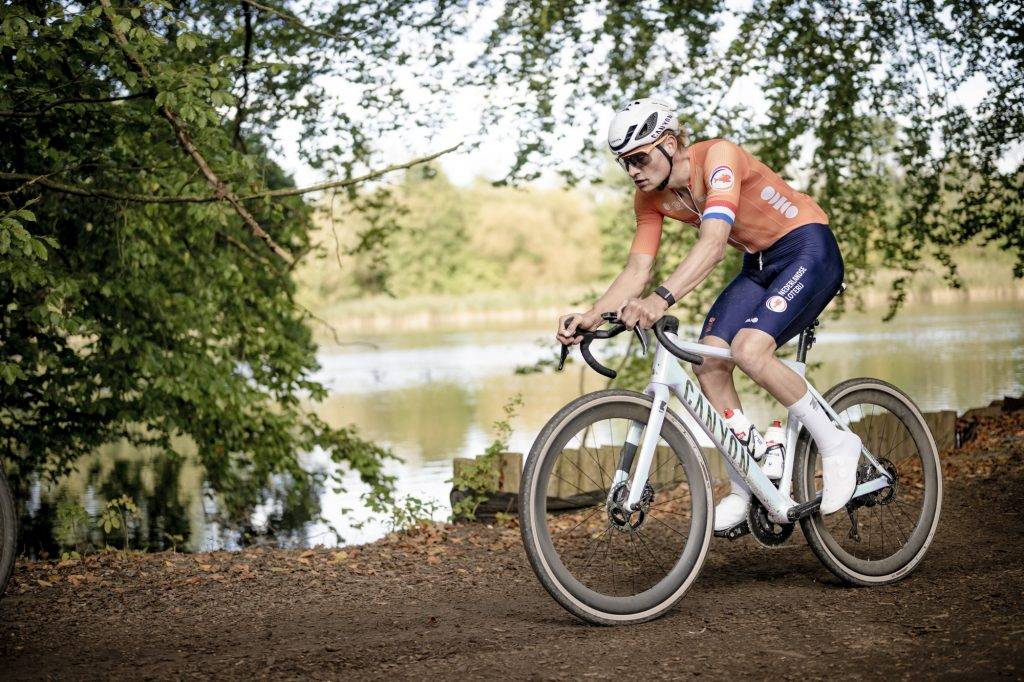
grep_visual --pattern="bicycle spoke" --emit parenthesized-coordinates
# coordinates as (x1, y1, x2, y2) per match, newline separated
(557, 505, 605, 538)
(634, 529, 669, 576)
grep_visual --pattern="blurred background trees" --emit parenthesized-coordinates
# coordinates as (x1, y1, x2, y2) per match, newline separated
(2, 0, 1020, 542)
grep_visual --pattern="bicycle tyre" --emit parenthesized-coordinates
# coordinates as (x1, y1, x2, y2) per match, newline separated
(519, 389, 714, 625)
(0, 466, 16, 597)
(794, 378, 942, 585)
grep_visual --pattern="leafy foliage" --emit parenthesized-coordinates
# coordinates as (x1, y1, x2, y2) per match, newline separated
(0, 1, 469, 526)
(297, 164, 603, 303)
(469, 0, 1023, 314)
(450, 393, 522, 521)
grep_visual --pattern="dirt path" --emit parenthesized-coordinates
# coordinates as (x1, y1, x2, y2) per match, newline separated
(2, 414, 1022, 680)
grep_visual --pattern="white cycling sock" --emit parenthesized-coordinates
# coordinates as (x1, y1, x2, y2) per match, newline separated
(787, 390, 843, 450)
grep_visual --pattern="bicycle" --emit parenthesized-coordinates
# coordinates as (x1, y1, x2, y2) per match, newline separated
(0, 465, 15, 597)
(519, 313, 942, 625)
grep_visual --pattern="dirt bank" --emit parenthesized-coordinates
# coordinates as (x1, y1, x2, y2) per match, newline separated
(2, 412, 1022, 680)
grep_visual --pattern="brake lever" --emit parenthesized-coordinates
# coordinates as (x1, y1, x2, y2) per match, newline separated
(557, 318, 573, 371)
(601, 312, 648, 355)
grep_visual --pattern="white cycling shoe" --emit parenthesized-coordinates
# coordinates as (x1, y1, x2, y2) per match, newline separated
(819, 432, 863, 515)
(713, 493, 750, 532)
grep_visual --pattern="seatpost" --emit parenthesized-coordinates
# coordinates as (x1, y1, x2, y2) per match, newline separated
(795, 320, 818, 364)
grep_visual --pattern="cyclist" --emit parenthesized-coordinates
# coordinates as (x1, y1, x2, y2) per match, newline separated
(557, 98, 861, 532)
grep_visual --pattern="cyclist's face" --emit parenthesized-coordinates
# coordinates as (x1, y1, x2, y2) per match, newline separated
(619, 134, 675, 191)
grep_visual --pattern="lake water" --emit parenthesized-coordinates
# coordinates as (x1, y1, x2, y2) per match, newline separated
(18, 299, 1024, 553)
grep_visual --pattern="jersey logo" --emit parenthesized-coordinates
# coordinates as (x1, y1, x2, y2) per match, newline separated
(709, 165, 735, 191)
(766, 295, 787, 313)
(760, 186, 800, 219)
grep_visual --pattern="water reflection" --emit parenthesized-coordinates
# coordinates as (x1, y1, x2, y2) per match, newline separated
(13, 300, 1023, 553)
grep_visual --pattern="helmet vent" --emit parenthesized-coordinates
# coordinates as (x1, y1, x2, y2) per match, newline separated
(636, 112, 659, 139)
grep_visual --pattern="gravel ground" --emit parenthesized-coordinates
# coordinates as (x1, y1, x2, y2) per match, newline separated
(1, 412, 1022, 680)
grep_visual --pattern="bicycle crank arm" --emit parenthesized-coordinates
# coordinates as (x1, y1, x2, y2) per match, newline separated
(785, 476, 893, 522)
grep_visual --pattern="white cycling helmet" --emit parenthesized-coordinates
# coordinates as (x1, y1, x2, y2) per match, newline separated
(607, 98, 679, 156)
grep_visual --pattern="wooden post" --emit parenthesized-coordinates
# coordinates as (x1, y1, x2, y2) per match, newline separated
(499, 452, 523, 493)
(923, 410, 956, 452)
(553, 449, 580, 498)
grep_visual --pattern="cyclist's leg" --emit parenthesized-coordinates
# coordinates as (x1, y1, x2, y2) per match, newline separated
(695, 265, 765, 414)
(697, 264, 766, 529)
(729, 225, 857, 513)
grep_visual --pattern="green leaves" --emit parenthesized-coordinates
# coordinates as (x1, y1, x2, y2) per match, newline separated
(0, 202, 52, 261)
(175, 32, 200, 53)
(0, 1, 467, 530)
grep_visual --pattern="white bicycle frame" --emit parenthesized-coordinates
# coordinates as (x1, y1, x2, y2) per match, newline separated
(614, 328, 893, 524)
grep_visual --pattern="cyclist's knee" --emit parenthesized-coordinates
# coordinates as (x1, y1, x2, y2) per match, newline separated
(693, 355, 734, 379)
(730, 334, 773, 378)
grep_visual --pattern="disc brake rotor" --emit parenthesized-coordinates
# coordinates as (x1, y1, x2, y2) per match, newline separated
(607, 481, 654, 532)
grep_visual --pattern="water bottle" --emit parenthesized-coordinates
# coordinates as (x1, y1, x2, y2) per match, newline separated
(762, 419, 785, 480)
(723, 409, 767, 462)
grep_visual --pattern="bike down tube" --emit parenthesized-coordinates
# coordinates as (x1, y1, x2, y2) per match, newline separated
(631, 341, 797, 522)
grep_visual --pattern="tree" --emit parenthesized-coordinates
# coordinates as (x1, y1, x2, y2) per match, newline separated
(468, 0, 1023, 316)
(0, 0, 467, 528)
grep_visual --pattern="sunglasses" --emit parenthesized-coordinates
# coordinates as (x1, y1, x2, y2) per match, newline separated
(616, 133, 672, 171)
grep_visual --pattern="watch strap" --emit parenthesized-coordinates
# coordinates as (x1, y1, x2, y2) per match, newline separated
(654, 286, 676, 308)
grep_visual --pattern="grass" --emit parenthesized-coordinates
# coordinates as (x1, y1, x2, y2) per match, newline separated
(303, 240, 1021, 338)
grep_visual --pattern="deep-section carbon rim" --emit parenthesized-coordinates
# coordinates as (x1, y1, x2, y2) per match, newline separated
(797, 379, 942, 583)
(0, 468, 17, 597)
(521, 391, 713, 623)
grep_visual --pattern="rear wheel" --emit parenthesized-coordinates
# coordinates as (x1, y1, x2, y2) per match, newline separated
(0, 467, 16, 597)
(520, 390, 714, 625)
(795, 378, 942, 585)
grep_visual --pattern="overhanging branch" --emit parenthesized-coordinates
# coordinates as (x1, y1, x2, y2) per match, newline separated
(100, 0, 294, 264)
(0, 143, 462, 204)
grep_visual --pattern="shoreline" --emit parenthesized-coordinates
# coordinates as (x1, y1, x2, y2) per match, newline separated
(309, 282, 1023, 337)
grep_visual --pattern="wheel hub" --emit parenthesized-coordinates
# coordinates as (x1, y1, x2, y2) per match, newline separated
(607, 481, 654, 532)
(851, 458, 899, 509)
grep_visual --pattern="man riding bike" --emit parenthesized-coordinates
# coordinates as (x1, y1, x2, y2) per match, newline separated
(557, 98, 861, 532)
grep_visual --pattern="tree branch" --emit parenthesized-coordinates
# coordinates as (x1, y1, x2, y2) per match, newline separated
(247, 143, 462, 199)
(233, 1, 255, 152)
(0, 143, 462, 204)
(0, 91, 154, 118)
(239, 0, 337, 40)
(100, 0, 294, 264)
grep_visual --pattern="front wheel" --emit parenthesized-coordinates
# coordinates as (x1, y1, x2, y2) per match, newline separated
(795, 378, 943, 585)
(0, 466, 16, 597)
(519, 390, 714, 625)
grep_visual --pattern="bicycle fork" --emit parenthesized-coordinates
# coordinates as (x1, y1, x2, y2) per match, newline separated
(610, 385, 671, 510)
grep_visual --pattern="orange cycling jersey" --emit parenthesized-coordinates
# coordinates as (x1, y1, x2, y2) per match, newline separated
(630, 139, 828, 255)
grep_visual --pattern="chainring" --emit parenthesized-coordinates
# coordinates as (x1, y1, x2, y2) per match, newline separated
(747, 499, 795, 548)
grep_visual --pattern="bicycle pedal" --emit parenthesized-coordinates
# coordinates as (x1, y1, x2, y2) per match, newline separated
(714, 520, 750, 540)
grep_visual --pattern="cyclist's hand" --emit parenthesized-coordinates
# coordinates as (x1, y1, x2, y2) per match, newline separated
(618, 295, 669, 330)
(556, 312, 599, 346)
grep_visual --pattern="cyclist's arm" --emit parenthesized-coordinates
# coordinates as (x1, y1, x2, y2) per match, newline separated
(657, 141, 744, 301)
(655, 220, 730, 301)
(581, 192, 662, 322)
(584, 252, 655, 319)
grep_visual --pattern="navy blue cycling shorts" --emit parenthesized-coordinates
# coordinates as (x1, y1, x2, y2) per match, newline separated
(700, 223, 844, 347)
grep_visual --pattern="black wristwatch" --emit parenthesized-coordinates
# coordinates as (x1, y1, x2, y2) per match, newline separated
(653, 286, 676, 308)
